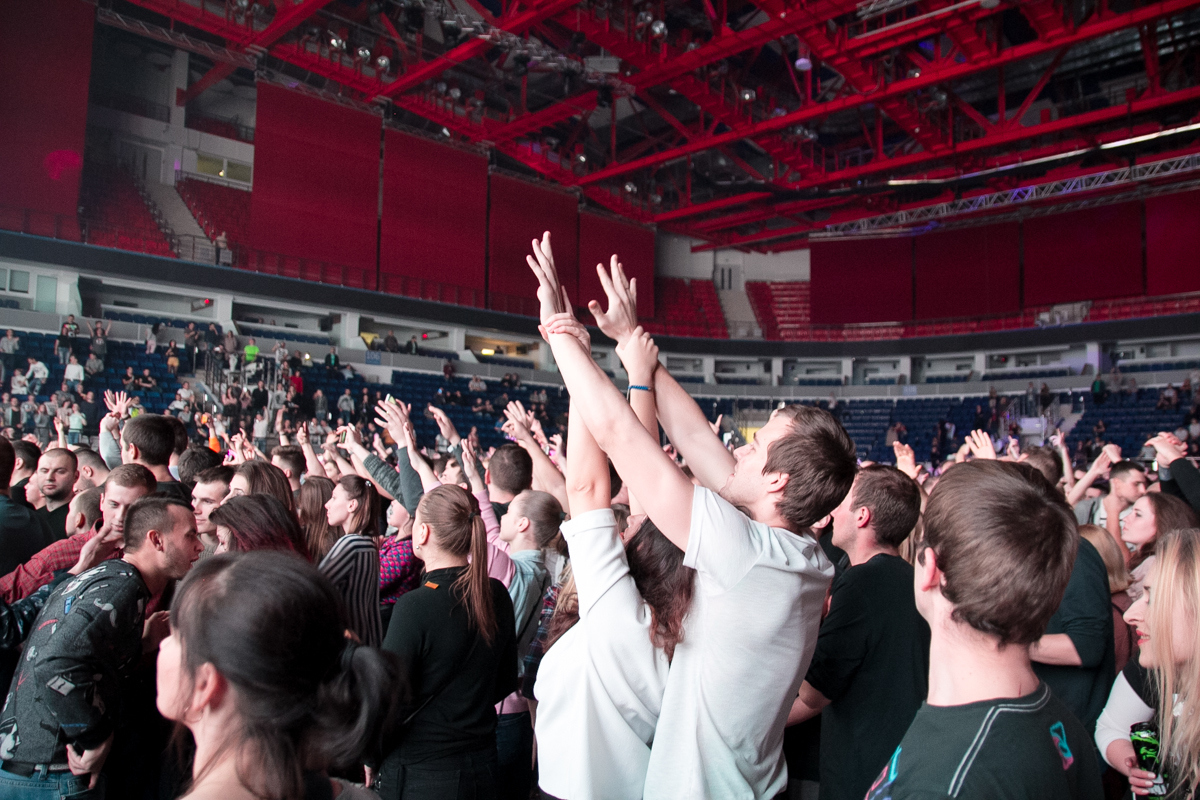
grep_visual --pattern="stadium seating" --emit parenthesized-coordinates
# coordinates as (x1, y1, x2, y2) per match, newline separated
(1067, 388, 1193, 460)
(80, 166, 176, 259)
(104, 310, 222, 334)
(176, 177, 252, 258)
(237, 324, 328, 346)
(640, 278, 728, 339)
(746, 281, 810, 341)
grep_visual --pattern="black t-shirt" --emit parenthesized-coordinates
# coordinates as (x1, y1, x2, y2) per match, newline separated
(1033, 538, 1115, 736)
(37, 503, 70, 542)
(381, 566, 517, 765)
(865, 683, 1104, 800)
(806, 554, 930, 800)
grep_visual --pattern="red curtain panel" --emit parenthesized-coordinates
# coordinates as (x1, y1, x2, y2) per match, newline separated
(249, 84, 382, 275)
(487, 173, 579, 308)
(810, 237, 914, 324)
(380, 131, 488, 298)
(1023, 202, 1144, 306)
(1146, 192, 1200, 297)
(0, 0, 94, 239)
(914, 223, 1021, 319)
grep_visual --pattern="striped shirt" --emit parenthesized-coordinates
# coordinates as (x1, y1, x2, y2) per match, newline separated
(319, 534, 382, 647)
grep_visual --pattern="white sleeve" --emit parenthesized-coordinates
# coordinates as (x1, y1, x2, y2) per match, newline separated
(561, 508, 628, 618)
(1095, 672, 1154, 766)
(683, 487, 764, 593)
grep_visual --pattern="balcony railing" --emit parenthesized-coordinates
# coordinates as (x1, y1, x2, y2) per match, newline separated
(90, 87, 172, 124)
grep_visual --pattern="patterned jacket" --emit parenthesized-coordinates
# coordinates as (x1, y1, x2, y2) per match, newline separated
(0, 560, 149, 764)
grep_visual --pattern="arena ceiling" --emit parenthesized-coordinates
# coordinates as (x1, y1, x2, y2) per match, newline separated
(104, 0, 1200, 250)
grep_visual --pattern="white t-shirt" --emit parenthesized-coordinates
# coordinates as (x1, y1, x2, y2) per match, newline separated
(642, 487, 833, 800)
(535, 508, 670, 800)
(64, 363, 84, 382)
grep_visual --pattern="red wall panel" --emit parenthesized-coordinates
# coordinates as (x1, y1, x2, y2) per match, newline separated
(914, 223, 1021, 319)
(810, 238, 913, 324)
(1023, 202, 1144, 307)
(487, 174, 578, 309)
(380, 131, 488, 298)
(577, 212, 655, 319)
(0, 0, 94, 238)
(1146, 192, 1200, 296)
(248, 84, 381, 274)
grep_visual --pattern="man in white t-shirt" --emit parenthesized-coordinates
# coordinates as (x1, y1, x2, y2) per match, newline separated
(528, 234, 857, 799)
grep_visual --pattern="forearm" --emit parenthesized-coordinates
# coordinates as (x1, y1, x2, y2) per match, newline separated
(566, 399, 610, 514)
(1059, 448, 1075, 491)
(787, 682, 830, 726)
(1165, 456, 1200, 510)
(361, 453, 408, 509)
(524, 439, 569, 514)
(1029, 633, 1083, 666)
(407, 450, 441, 493)
(626, 387, 658, 516)
(1107, 739, 1136, 776)
(1067, 470, 1101, 506)
(649, 364, 734, 490)
(476, 490, 515, 585)
(350, 452, 393, 499)
(301, 443, 324, 480)
(99, 425, 122, 469)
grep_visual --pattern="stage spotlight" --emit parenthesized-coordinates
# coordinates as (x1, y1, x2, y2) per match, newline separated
(794, 55, 812, 71)
(375, 54, 391, 72)
(575, 152, 588, 165)
(449, 87, 462, 100)
(623, 181, 638, 194)
(739, 87, 756, 103)
(441, 126, 452, 137)
(650, 19, 667, 37)
(435, 80, 448, 94)
(328, 34, 345, 51)
(357, 46, 371, 60)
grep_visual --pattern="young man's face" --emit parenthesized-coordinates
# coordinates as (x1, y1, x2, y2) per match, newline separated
(192, 480, 229, 535)
(36, 454, 78, 503)
(1112, 470, 1147, 504)
(721, 411, 792, 509)
(158, 506, 203, 580)
(102, 483, 151, 534)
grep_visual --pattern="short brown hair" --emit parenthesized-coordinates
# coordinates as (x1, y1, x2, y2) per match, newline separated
(765, 405, 857, 530)
(71, 487, 103, 531)
(851, 465, 922, 548)
(122, 415, 175, 466)
(921, 460, 1077, 646)
(105, 463, 158, 494)
(1020, 445, 1063, 487)
(488, 444, 533, 496)
(270, 445, 306, 478)
(124, 496, 191, 552)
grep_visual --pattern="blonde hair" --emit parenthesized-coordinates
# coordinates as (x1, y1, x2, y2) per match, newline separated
(1080, 524, 1131, 593)
(1149, 528, 1200, 794)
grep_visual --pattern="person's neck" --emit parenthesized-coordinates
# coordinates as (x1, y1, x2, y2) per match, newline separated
(926, 617, 1040, 707)
(12, 470, 32, 484)
(746, 497, 791, 532)
(139, 461, 174, 483)
(488, 486, 516, 504)
(846, 533, 897, 567)
(420, 547, 468, 572)
(122, 549, 167, 597)
(45, 494, 71, 512)
(507, 533, 542, 554)
(189, 708, 257, 799)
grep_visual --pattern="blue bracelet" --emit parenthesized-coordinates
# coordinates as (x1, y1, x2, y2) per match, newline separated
(628, 385, 652, 392)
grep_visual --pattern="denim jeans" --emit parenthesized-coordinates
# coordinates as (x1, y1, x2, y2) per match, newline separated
(67, 431, 81, 445)
(495, 711, 532, 800)
(0, 766, 104, 799)
(376, 748, 497, 800)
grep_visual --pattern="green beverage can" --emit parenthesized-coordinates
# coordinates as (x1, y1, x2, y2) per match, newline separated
(1130, 722, 1169, 796)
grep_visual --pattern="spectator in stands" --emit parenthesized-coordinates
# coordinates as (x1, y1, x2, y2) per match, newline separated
(7, 373, 25, 400)
(1092, 374, 1107, 405)
(56, 321, 74, 366)
(19, 396, 36, 438)
(145, 321, 161, 356)
(119, 366, 135, 390)
(865, 461, 1101, 799)
(136, 368, 157, 391)
(25, 357, 48, 397)
(337, 389, 355, 425)
(183, 322, 199, 371)
(222, 329, 239, 360)
(0, 495, 201, 795)
(787, 465, 928, 800)
(0, 331, 18, 374)
(243, 337, 260, 368)
(383, 330, 400, 352)
(250, 379, 268, 413)
(469, 375, 487, 393)
(84, 349, 104, 377)
(165, 340, 180, 375)
(406, 335, 420, 355)
(33, 404, 51, 447)
(78, 391, 98, 441)
(444, 358, 456, 383)
(272, 340, 287, 374)
(1158, 383, 1179, 411)
(1039, 382, 1054, 412)
(324, 345, 341, 376)
(214, 230, 228, 262)
(312, 387, 329, 422)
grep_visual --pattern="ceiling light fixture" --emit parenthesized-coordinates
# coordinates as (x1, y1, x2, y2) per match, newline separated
(375, 54, 390, 72)
(650, 19, 668, 37)
(623, 181, 638, 194)
(356, 46, 371, 60)
(739, 87, 757, 103)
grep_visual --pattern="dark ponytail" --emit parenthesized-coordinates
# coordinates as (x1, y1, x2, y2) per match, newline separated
(170, 551, 404, 800)
(417, 485, 497, 645)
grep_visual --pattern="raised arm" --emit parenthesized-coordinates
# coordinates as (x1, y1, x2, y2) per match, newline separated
(617, 330, 673, 517)
(503, 400, 569, 513)
(591, 257, 735, 490)
(295, 423, 327, 481)
(566, 397, 611, 515)
(530, 234, 694, 551)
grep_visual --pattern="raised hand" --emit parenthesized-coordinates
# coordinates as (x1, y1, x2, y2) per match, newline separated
(587, 254, 639, 344)
(338, 425, 363, 448)
(893, 441, 920, 479)
(1005, 437, 1021, 460)
(526, 230, 570, 324)
(295, 423, 309, 447)
(615, 327, 659, 386)
(460, 443, 487, 494)
(503, 401, 535, 444)
(374, 400, 412, 447)
(1102, 443, 1123, 464)
(541, 312, 591, 352)
(967, 429, 997, 460)
(427, 404, 461, 446)
(1145, 432, 1186, 466)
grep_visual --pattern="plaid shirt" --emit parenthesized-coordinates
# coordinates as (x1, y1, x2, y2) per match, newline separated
(521, 582, 562, 700)
(0, 529, 95, 603)
(378, 536, 421, 606)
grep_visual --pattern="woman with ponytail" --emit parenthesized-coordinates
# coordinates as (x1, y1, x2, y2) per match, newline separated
(322, 473, 384, 647)
(156, 550, 403, 800)
(378, 484, 517, 800)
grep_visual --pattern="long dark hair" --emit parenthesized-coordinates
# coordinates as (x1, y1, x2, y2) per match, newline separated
(234, 461, 294, 512)
(417, 485, 496, 644)
(209, 495, 308, 560)
(297, 476, 340, 560)
(337, 475, 380, 539)
(171, 551, 404, 800)
(626, 517, 694, 660)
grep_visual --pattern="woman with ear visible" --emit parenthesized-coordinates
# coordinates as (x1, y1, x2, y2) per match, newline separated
(322, 474, 383, 647)
(156, 551, 403, 800)
(376, 484, 517, 800)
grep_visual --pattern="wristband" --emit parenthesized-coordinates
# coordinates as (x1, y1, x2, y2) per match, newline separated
(628, 385, 653, 392)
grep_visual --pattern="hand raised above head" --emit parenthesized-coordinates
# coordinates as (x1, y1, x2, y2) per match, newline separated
(587, 254, 638, 344)
(526, 231, 571, 324)
(540, 312, 591, 353)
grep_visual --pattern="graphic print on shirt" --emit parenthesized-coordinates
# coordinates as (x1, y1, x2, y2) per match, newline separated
(865, 746, 901, 800)
(1049, 721, 1075, 770)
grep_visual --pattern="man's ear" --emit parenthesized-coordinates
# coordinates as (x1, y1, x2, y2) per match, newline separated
(854, 504, 872, 530)
(763, 469, 789, 496)
(915, 547, 941, 593)
(146, 528, 166, 553)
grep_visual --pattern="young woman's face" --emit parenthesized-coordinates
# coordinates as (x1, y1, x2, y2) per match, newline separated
(325, 484, 352, 528)
(155, 629, 187, 720)
(1125, 564, 1196, 669)
(1121, 496, 1158, 549)
(387, 499, 409, 531)
(226, 474, 250, 500)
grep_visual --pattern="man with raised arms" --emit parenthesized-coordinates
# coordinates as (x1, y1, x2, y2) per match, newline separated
(527, 233, 856, 799)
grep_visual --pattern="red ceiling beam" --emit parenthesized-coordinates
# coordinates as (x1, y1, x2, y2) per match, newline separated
(177, 62, 235, 106)
(657, 79, 1200, 225)
(576, 0, 1200, 187)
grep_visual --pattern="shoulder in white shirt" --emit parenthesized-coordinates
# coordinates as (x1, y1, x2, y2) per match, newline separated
(643, 487, 833, 800)
(535, 508, 670, 800)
